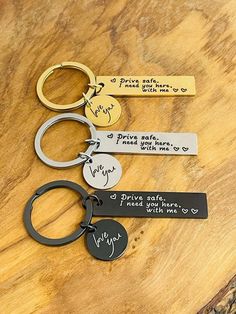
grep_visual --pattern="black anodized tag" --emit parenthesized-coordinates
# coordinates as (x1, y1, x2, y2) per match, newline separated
(93, 191, 208, 219)
(86, 219, 128, 261)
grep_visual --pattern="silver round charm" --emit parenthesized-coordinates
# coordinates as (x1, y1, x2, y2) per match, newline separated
(86, 219, 128, 261)
(83, 154, 122, 189)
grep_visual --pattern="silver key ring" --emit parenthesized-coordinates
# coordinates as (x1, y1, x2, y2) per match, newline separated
(34, 113, 97, 168)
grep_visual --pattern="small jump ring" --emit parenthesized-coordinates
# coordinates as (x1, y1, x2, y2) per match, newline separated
(79, 153, 93, 163)
(88, 83, 103, 94)
(36, 62, 96, 112)
(80, 222, 97, 232)
(85, 138, 100, 148)
(82, 92, 92, 107)
(82, 194, 102, 207)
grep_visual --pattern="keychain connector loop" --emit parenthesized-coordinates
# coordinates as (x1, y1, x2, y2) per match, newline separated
(83, 92, 92, 107)
(82, 194, 102, 207)
(79, 152, 93, 163)
(85, 138, 100, 149)
(80, 221, 97, 232)
(88, 83, 103, 94)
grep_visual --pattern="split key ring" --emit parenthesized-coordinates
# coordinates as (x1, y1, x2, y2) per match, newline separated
(37, 62, 97, 111)
(34, 113, 98, 168)
(23, 180, 94, 246)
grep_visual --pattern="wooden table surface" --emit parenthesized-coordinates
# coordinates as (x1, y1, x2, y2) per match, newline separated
(0, 1, 236, 313)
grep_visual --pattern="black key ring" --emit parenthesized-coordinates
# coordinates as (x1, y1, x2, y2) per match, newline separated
(23, 180, 94, 246)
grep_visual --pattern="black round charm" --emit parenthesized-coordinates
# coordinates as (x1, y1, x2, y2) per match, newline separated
(86, 219, 128, 261)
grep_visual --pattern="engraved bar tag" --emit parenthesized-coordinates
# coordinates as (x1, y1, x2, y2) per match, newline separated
(97, 76, 196, 96)
(93, 191, 208, 219)
(96, 131, 198, 155)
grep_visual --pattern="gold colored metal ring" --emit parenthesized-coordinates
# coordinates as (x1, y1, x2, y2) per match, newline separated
(36, 62, 96, 111)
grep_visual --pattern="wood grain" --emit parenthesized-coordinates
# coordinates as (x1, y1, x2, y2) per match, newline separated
(0, 0, 236, 313)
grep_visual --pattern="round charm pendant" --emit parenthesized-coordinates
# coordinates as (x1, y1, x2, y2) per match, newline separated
(86, 219, 128, 261)
(83, 154, 122, 189)
(85, 95, 121, 127)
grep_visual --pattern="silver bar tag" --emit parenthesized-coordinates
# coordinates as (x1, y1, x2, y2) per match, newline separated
(96, 131, 197, 155)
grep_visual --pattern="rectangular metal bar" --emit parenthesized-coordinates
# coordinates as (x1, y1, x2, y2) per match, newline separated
(93, 191, 208, 219)
(96, 131, 198, 155)
(96, 76, 196, 96)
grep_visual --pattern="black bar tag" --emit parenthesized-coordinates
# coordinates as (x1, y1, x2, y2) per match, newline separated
(93, 191, 208, 219)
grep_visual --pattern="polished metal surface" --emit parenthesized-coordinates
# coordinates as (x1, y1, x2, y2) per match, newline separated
(83, 154, 122, 189)
(34, 113, 98, 168)
(96, 130, 198, 155)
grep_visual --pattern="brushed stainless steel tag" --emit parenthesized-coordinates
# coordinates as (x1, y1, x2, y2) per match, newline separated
(93, 191, 208, 219)
(83, 154, 122, 189)
(97, 76, 196, 96)
(95, 131, 197, 155)
(86, 219, 128, 261)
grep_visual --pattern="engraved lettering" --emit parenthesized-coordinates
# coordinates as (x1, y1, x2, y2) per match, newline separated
(89, 165, 116, 187)
(93, 232, 122, 258)
(89, 103, 115, 123)
(166, 208, 178, 214)
(119, 77, 139, 88)
(116, 133, 138, 145)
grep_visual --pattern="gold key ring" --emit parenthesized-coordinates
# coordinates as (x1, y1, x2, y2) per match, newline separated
(36, 62, 96, 111)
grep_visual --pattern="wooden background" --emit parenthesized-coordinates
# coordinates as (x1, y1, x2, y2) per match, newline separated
(0, 0, 236, 313)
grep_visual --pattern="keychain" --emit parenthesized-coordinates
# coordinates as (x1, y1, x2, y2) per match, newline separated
(24, 180, 208, 261)
(34, 113, 198, 189)
(36, 62, 196, 127)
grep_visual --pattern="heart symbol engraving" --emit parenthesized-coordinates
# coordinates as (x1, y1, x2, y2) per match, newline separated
(182, 147, 189, 152)
(173, 88, 179, 92)
(110, 193, 117, 200)
(182, 208, 188, 214)
(191, 208, 198, 214)
(181, 88, 187, 92)
(107, 133, 113, 139)
(111, 78, 116, 83)
(173, 147, 180, 151)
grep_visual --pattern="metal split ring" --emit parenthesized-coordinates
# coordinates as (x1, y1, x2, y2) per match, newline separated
(36, 62, 96, 111)
(23, 180, 94, 246)
(34, 113, 98, 168)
